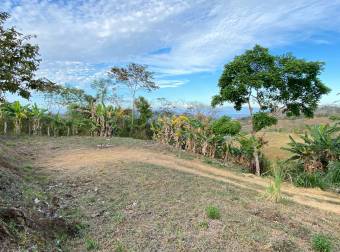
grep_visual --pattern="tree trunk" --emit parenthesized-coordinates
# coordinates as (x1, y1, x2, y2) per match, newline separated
(3, 121, 7, 135)
(47, 126, 50, 137)
(15, 120, 20, 135)
(28, 122, 31, 136)
(248, 100, 261, 176)
(131, 88, 136, 128)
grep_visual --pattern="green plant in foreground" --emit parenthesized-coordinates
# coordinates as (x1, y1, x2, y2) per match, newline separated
(206, 206, 221, 219)
(85, 237, 99, 251)
(311, 234, 332, 252)
(266, 163, 283, 203)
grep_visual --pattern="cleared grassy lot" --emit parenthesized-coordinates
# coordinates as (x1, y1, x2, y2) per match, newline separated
(1, 136, 339, 251)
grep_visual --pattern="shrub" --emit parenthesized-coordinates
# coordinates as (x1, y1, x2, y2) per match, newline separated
(206, 206, 221, 219)
(325, 161, 340, 186)
(311, 234, 332, 252)
(293, 171, 327, 189)
(283, 124, 340, 172)
(211, 116, 241, 136)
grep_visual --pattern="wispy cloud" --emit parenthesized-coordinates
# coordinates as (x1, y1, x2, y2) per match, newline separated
(2, 0, 340, 88)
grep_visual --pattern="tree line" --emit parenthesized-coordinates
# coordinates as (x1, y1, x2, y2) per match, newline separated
(1, 10, 338, 185)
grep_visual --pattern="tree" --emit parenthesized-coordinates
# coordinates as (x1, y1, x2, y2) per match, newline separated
(109, 63, 158, 126)
(91, 78, 119, 106)
(212, 45, 330, 175)
(0, 12, 55, 101)
(135, 96, 153, 126)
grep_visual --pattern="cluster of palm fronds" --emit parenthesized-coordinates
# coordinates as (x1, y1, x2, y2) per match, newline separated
(0, 99, 150, 138)
(283, 124, 340, 188)
(284, 124, 340, 172)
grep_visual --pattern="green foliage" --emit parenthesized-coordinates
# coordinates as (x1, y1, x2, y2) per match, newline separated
(109, 63, 158, 126)
(266, 163, 283, 202)
(0, 12, 55, 101)
(85, 237, 99, 251)
(135, 96, 153, 126)
(211, 44, 330, 175)
(283, 124, 340, 172)
(211, 44, 329, 118)
(293, 171, 327, 189)
(252, 112, 278, 132)
(211, 116, 241, 136)
(311, 234, 332, 252)
(205, 206, 221, 219)
(329, 115, 340, 121)
(324, 161, 340, 186)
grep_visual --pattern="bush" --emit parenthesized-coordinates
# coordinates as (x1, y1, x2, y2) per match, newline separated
(311, 234, 332, 252)
(325, 161, 340, 186)
(293, 171, 327, 189)
(211, 116, 241, 136)
(205, 206, 221, 220)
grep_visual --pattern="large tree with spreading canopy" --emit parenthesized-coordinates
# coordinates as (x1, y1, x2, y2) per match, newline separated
(212, 45, 330, 175)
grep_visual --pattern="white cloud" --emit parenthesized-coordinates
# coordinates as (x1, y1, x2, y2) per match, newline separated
(2, 0, 340, 88)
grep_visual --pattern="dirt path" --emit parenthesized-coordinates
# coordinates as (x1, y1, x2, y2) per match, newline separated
(41, 146, 340, 215)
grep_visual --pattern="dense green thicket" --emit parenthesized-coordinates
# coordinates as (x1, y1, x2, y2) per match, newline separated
(283, 124, 340, 189)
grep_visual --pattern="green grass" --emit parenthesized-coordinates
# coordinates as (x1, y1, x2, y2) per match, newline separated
(85, 237, 99, 251)
(265, 163, 283, 203)
(311, 234, 332, 252)
(205, 206, 221, 220)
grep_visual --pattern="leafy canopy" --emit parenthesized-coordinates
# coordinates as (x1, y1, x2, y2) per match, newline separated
(212, 45, 330, 118)
(0, 12, 55, 101)
(211, 116, 241, 136)
(135, 96, 153, 125)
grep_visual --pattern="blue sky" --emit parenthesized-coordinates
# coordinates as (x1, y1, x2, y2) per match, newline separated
(1, 0, 340, 108)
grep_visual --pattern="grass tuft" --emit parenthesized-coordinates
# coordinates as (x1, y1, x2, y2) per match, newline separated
(85, 237, 99, 251)
(266, 163, 283, 203)
(311, 234, 332, 252)
(205, 206, 221, 220)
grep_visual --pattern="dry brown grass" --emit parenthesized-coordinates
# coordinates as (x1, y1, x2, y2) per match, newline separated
(241, 116, 334, 161)
(2, 136, 338, 251)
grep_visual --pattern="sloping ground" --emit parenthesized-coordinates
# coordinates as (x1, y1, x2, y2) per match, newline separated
(2, 136, 340, 251)
(0, 139, 78, 251)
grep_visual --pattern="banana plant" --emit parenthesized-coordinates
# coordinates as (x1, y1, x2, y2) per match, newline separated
(51, 113, 65, 137)
(0, 102, 11, 135)
(283, 124, 340, 172)
(30, 103, 47, 135)
(7, 101, 29, 135)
